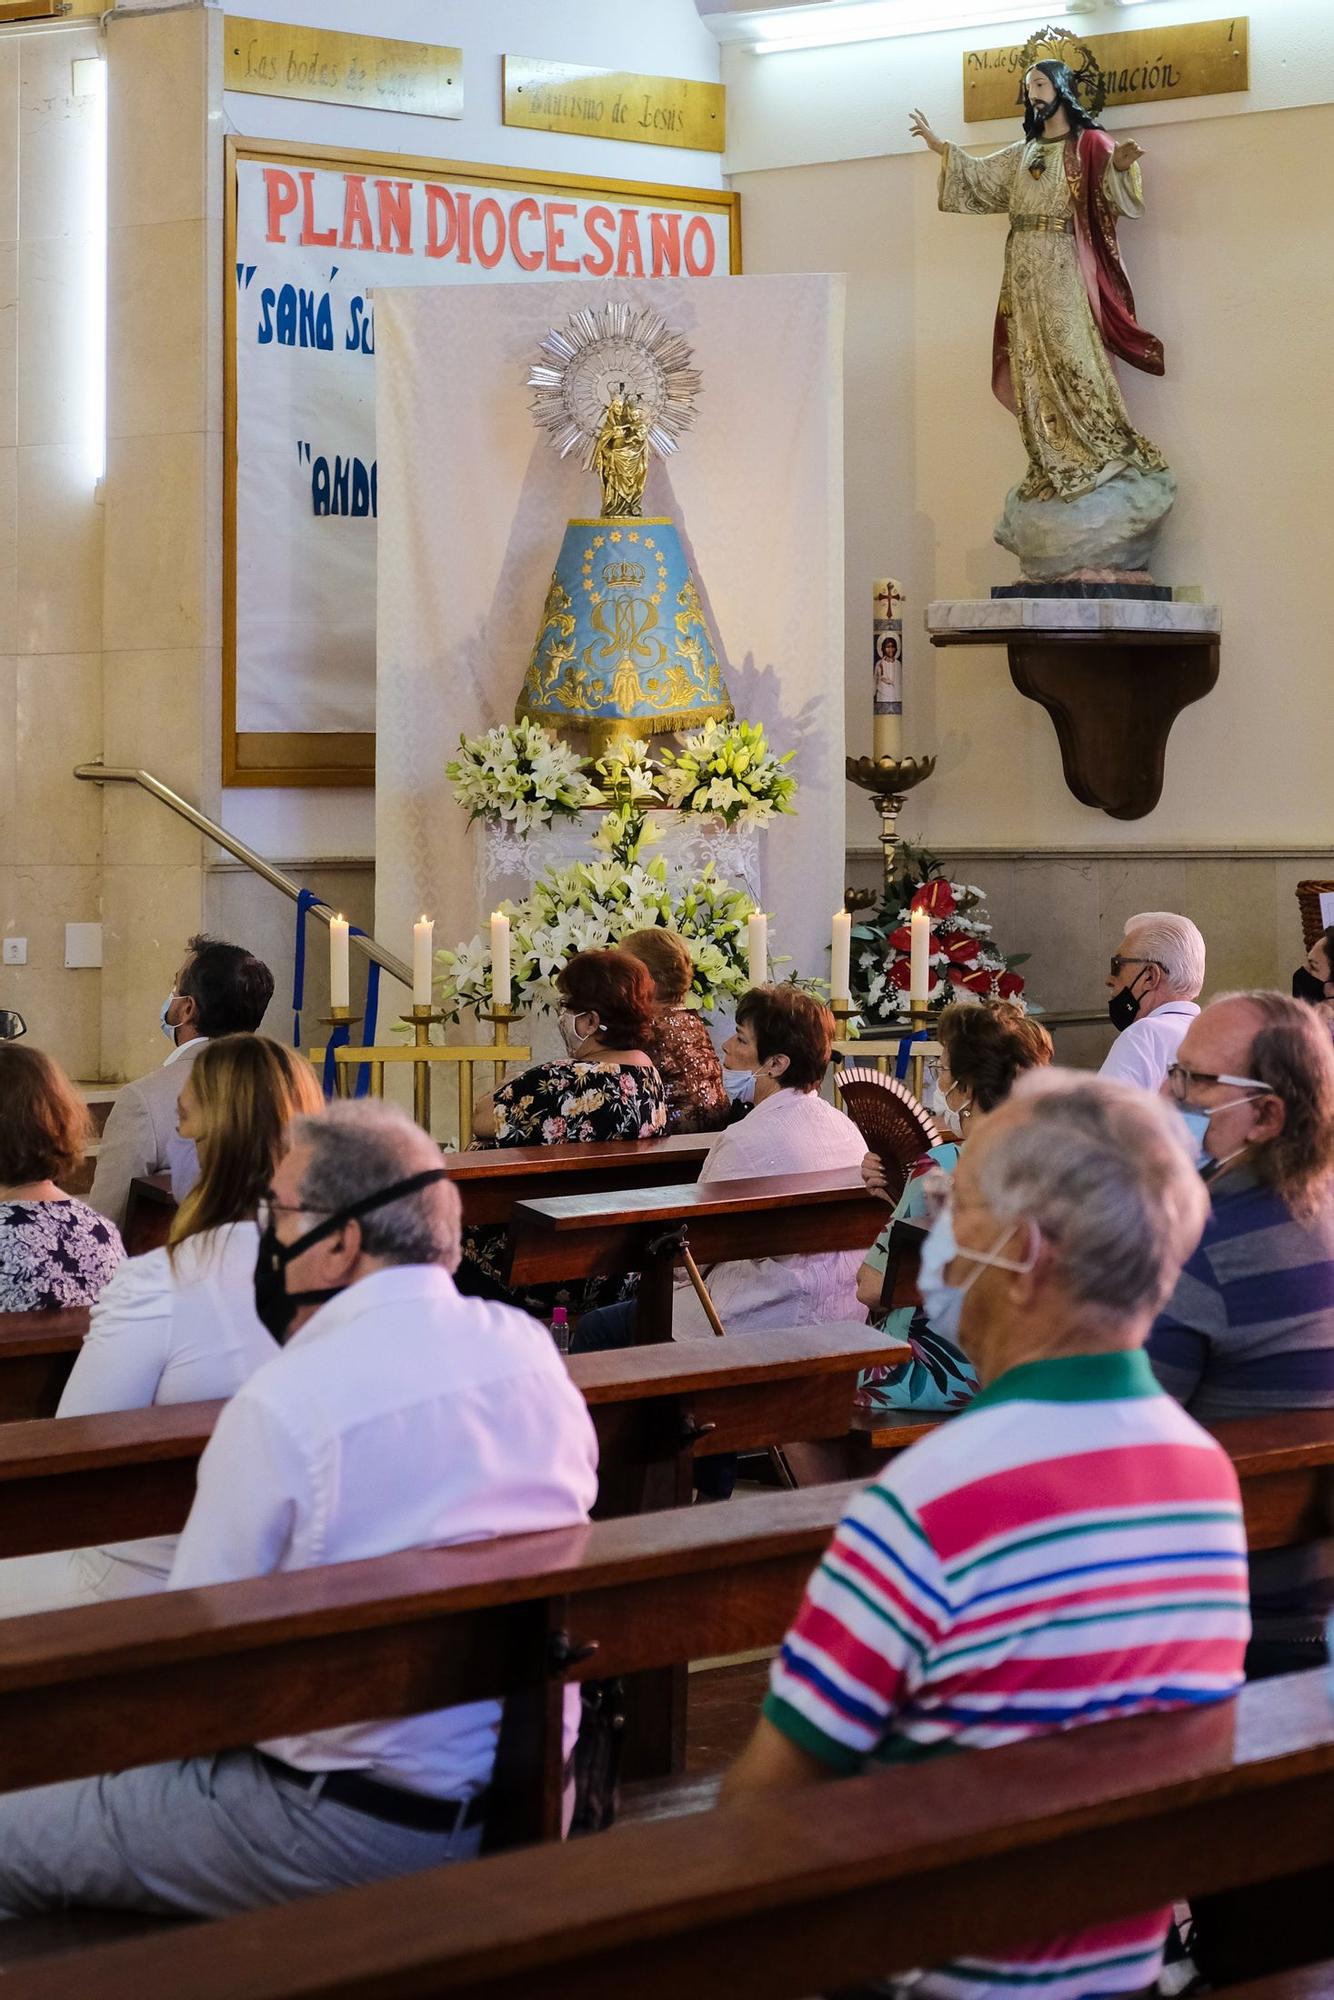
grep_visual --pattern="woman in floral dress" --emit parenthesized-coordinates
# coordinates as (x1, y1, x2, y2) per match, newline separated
(455, 949, 667, 1313)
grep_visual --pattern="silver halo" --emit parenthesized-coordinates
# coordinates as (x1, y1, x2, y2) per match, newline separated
(527, 302, 702, 468)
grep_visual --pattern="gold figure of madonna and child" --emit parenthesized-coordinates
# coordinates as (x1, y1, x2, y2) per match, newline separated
(913, 31, 1176, 583)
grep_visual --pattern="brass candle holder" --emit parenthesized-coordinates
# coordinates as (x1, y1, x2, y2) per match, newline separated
(846, 754, 937, 902)
(478, 1002, 521, 1091)
(409, 1003, 445, 1128)
(318, 1008, 361, 1098)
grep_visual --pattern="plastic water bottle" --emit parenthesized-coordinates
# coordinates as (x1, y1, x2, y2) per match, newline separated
(550, 1306, 570, 1356)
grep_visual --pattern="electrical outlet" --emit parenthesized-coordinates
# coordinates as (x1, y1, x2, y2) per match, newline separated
(2, 937, 26, 966)
(64, 923, 103, 969)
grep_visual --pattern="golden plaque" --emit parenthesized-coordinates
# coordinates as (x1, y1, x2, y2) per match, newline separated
(224, 17, 462, 120)
(503, 56, 724, 154)
(963, 16, 1247, 124)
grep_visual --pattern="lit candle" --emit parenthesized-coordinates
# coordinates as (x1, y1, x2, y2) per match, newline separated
(329, 915, 350, 1012)
(909, 907, 931, 1006)
(747, 912, 768, 987)
(490, 911, 512, 1009)
(412, 916, 434, 1009)
(873, 575, 903, 762)
(830, 909, 852, 1003)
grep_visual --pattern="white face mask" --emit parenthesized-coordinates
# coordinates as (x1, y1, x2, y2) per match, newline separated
(558, 1008, 593, 1056)
(926, 1075, 969, 1139)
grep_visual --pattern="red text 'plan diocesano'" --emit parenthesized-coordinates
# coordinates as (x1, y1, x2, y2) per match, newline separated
(262, 167, 723, 277)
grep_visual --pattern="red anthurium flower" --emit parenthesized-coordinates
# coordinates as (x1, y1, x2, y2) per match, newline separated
(887, 958, 913, 990)
(957, 966, 995, 997)
(943, 934, 981, 965)
(887, 926, 913, 952)
(910, 879, 957, 919)
(998, 970, 1026, 998)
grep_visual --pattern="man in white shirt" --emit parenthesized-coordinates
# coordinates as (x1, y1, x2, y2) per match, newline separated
(574, 985, 867, 1350)
(89, 933, 274, 1227)
(0, 1101, 598, 1921)
(1100, 910, 1205, 1094)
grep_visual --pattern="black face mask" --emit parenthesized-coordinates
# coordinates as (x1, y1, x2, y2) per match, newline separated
(1107, 966, 1151, 1034)
(1292, 966, 1329, 1007)
(254, 1167, 450, 1343)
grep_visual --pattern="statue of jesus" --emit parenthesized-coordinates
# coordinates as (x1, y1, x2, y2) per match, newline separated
(912, 63, 1167, 514)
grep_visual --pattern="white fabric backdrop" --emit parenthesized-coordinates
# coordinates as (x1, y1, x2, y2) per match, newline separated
(373, 274, 846, 1020)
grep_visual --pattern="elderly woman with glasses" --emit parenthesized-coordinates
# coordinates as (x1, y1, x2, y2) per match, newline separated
(856, 1000, 1052, 1412)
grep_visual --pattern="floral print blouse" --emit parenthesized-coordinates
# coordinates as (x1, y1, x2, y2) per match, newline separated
(457, 1059, 668, 1315)
(0, 1198, 125, 1313)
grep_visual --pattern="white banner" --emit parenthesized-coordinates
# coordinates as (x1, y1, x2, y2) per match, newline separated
(230, 147, 736, 741)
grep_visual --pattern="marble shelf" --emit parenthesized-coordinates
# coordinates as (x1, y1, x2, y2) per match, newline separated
(927, 597, 1221, 637)
(925, 601, 1221, 821)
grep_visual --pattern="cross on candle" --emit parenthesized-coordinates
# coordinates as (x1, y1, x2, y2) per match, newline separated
(873, 580, 904, 620)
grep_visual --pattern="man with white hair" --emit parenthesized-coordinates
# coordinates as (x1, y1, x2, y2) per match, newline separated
(0, 1100, 598, 1921)
(1100, 909, 1206, 1093)
(724, 1072, 1250, 2000)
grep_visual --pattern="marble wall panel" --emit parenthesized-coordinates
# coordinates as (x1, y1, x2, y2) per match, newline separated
(0, 863, 103, 1077)
(0, 655, 14, 862)
(102, 429, 206, 651)
(107, 219, 207, 439)
(15, 442, 103, 655)
(14, 653, 102, 866)
(0, 44, 16, 250)
(99, 860, 205, 1084)
(108, 6, 208, 229)
(0, 242, 15, 450)
(0, 444, 14, 653)
(102, 647, 206, 867)
(17, 231, 99, 453)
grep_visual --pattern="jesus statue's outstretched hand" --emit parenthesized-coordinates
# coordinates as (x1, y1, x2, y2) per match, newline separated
(1111, 139, 1145, 171)
(909, 108, 945, 155)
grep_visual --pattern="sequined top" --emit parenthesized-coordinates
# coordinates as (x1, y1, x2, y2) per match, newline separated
(650, 1009, 729, 1136)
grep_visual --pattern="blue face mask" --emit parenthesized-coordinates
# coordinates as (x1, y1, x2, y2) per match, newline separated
(918, 1205, 1037, 1347)
(1176, 1098, 1257, 1180)
(160, 992, 177, 1043)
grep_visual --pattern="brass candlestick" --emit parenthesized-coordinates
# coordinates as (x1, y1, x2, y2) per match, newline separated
(908, 997, 931, 1103)
(408, 1004, 445, 1129)
(479, 1002, 522, 1091)
(319, 1008, 361, 1098)
(846, 754, 937, 901)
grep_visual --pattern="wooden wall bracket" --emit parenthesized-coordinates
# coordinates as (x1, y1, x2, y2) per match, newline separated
(931, 628, 1220, 820)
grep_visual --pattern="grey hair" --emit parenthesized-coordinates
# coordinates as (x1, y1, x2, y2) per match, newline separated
(289, 1100, 460, 1271)
(972, 1069, 1210, 1323)
(1124, 911, 1206, 999)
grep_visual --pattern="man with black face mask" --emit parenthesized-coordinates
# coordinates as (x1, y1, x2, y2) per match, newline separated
(1099, 910, 1205, 1093)
(0, 1100, 598, 1925)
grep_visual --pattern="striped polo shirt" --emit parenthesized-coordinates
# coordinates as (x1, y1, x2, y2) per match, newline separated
(1149, 1166, 1334, 1639)
(764, 1347, 1250, 2000)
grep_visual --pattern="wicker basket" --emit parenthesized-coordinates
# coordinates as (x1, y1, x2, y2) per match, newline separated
(1296, 881, 1334, 950)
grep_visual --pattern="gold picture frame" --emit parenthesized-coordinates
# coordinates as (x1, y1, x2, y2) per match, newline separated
(223, 135, 741, 789)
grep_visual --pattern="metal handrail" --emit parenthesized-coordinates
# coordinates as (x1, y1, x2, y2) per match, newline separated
(73, 764, 413, 989)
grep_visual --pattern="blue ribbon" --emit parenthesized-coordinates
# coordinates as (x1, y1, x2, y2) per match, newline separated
(292, 888, 320, 1048)
(311, 915, 380, 1100)
(895, 1025, 931, 1083)
(350, 927, 380, 1098)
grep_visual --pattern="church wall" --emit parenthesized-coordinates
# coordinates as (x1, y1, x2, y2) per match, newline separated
(732, 101, 1334, 1017)
(0, 22, 107, 1081)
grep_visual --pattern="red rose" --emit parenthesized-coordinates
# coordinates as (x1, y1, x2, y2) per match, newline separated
(887, 926, 913, 952)
(943, 934, 981, 965)
(998, 971, 1025, 998)
(887, 958, 912, 990)
(911, 879, 957, 919)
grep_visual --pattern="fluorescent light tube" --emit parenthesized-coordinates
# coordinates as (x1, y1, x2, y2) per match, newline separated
(752, 3, 1091, 53)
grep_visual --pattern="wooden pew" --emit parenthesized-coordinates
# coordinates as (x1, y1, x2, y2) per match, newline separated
(0, 1312, 88, 1422)
(0, 1326, 898, 1560)
(13, 1667, 1327, 2000)
(0, 1409, 1323, 1823)
(123, 1135, 720, 1253)
(507, 1169, 885, 1340)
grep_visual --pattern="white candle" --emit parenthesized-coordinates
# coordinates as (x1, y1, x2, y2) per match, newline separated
(747, 912, 768, 987)
(909, 907, 931, 1006)
(412, 916, 434, 1009)
(873, 576, 904, 762)
(490, 911, 512, 1008)
(830, 909, 852, 1002)
(329, 915, 350, 1012)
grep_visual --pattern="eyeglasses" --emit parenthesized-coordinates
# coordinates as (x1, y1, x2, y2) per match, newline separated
(1164, 1064, 1274, 1105)
(1108, 955, 1165, 979)
(256, 1194, 335, 1233)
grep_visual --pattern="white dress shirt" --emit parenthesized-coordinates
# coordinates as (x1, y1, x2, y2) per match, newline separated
(673, 1085, 869, 1340)
(58, 1221, 278, 1597)
(88, 1036, 205, 1227)
(1099, 1000, 1200, 1094)
(170, 1264, 599, 1799)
